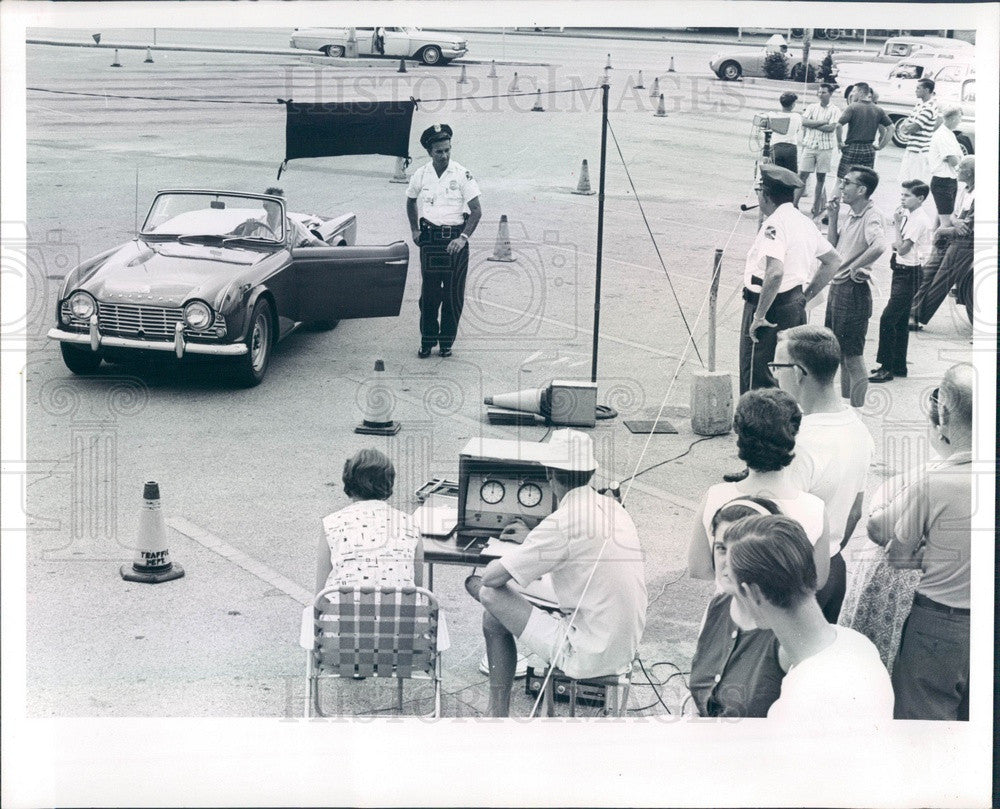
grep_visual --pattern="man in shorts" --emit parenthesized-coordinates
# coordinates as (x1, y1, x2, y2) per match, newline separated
(835, 83, 892, 180)
(465, 430, 647, 717)
(824, 165, 889, 407)
(798, 83, 841, 216)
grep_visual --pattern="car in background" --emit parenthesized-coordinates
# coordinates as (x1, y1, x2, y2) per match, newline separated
(833, 35, 972, 67)
(709, 41, 825, 81)
(839, 55, 975, 150)
(47, 190, 409, 386)
(290, 27, 467, 65)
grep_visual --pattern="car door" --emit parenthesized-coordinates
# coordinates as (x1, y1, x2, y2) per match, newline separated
(353, 28, 375, 56)
(292, 242, 409, 322)
(382, 27, 409, 58)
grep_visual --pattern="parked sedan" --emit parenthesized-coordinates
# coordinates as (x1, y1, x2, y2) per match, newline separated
(47, 190, 409, 386)
(290, 26, 467, 65)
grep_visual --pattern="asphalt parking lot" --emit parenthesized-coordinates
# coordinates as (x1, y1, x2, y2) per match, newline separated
(19, 29, 982, 721)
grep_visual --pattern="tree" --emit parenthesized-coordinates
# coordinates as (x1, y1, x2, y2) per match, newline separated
(818, 49, 836, 83)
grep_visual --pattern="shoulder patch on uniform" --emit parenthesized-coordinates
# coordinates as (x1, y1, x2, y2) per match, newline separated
(465, 171, 473, 180)
(764, 226, 777, 240)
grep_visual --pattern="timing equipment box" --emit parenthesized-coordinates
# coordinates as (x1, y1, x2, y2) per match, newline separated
(525, 667, 607, 708)
(549, 380, 597, 428)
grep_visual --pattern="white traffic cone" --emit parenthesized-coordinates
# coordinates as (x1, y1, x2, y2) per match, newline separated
(488, 59, 498, 78)
(485, 386, 549, 415)
(668, 56, 676, 72)
(531, 89, 544, 111)
(389, 156, 409, 184)
(355, 360, 401, 435)
(605, 53, 613, 70)
(486, 215, 516, 262)
(120, 482, 185, 583)
(654, 93, 668, 117)
(510, 72, 519, 91)
(649, 76, 660, 100)
(110, 49, 123, 68)
(635, 70, 645, 89)
(144, 47, 154, 64)
(572, 159, 597, 196)
(458, 64, 469, 85)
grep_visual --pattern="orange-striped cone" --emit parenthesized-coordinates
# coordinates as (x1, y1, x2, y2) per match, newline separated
(572, 159, 596, 195)
(486, 215, 516, 262)
(355, 360, 401, 435)
(649, 76, 660, 100)
(111, 49, 123, 68)
(389, 156, 409, 184)
(120, 482, 184, 583)
(654, 93, 668, 117)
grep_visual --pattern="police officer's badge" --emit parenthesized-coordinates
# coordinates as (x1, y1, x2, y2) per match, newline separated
(764, 226, 777, 240)
(465, 171, 473, 180)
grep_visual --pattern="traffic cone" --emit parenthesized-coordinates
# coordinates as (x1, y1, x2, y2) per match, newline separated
(389, 157, 409, 184)
(605, 53, 613, 70)
(668, 56, 676, 72)
(510, 72, 519, 91)
(486, 215, 516, 262)
(572, 159, 596, 195)
(654, 93, 668, 117)
(120, 482, 184, 583)
(484, 385, 549, 415)
(635, 70, 645, 89)
(649, 76, 660, 100)
(531, 89, 544, 111)
(397, 58, 407, 73)
(458, 64, 468, 85)
(355, 360, 401, 435)
(110, 49, 122, 68)
(144, 47, 154, 64)
(488, 59, 498, 78)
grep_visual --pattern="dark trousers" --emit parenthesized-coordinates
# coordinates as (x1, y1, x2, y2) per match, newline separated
(929, 176, 957, 216)
(916, 239, 973, 325)
(815, 550, 846, 623)
(772, 142, 798, 174)
(892, 598, 969, 720)
(419, 241, 469, 351)
(910, 234, 947, 320)
(875, 257, 919, 374)
(738, 287, 806, 394)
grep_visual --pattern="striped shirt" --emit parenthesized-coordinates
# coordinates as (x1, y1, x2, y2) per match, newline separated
(801, 101, 841, 151)
(903, 96, 938, 153)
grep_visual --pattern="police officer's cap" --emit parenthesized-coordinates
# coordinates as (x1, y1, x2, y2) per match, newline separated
(760, 163, 804, 189)
(420, 123, 453, 150)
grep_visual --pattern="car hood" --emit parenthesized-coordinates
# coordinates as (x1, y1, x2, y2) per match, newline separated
(74, 239, 267, 308)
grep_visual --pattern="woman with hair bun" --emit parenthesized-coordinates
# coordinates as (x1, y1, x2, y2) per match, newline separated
(688, 388, 831, 591)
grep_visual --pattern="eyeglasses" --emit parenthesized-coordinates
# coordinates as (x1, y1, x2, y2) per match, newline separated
(767, 362, 808, 375)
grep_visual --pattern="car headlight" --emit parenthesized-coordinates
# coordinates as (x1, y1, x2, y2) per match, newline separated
(183, 300, 214, 330)
(68, 290, 96, 320)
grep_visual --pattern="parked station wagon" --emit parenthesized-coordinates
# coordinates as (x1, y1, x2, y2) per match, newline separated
(47, 190, 409, 386)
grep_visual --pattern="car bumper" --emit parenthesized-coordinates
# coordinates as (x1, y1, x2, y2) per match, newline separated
(441, 47, 468, 59)
(48, 320, 247, 358)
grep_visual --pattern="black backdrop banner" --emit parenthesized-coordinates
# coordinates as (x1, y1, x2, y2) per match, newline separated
(279, 99, 415, 176)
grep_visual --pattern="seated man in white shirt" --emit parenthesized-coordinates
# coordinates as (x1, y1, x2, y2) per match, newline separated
(724, 514, 894, 722)
(464, 430, 648, 717)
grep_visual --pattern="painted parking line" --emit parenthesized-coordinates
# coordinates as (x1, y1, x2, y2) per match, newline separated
(166, 515, 312, 605)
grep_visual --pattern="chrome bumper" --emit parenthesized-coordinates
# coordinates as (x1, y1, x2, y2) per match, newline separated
(48, 319, 247, 358)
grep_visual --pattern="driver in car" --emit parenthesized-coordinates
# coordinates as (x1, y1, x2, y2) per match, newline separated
(233, 188, 325, 247)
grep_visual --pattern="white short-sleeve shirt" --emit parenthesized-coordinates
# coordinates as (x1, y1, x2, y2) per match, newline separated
(405, 159, 481, 226)
(895, 205, 934, 267)
(744, 203, 835, 293)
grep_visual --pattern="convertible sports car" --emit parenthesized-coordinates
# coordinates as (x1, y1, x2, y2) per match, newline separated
(290, 26, 468, 65)
(709, 43, 826, 81)
(47, 190, 409, 386)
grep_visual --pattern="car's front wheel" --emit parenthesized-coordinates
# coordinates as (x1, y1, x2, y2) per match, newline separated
(420, 45, 443, 66)
(60, 343, 102, 375)
(891, 116, 910, 148)
(233, 299, 273, 387)
(719, 60, 742, 81)
(323, 45, 345, 58)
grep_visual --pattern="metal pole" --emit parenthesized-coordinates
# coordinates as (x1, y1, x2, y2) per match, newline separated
(709, 249, 723, 372)
(591, 79, 610, 384)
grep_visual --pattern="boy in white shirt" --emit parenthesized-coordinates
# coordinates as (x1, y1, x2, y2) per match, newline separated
(770, 92, 802, 173)
(870, 180, 934, 382)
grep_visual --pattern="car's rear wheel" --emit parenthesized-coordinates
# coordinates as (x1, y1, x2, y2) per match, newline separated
(891, 116, 911, 148)
(420, 45, 443, 66)
(323, 45, 345, 58)
(719, 60, 742, 81)
(60, 343, 102, 375)
(233, 299, 273, 387)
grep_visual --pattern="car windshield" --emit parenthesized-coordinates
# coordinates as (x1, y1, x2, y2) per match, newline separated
(141, 192, 285, 243)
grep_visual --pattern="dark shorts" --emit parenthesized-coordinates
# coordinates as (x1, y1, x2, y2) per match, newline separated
(929, 176, 957, 216)
(825, 280, 872, 356)
(838, 143, 876, 178)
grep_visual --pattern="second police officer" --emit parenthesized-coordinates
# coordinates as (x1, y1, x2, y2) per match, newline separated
(406, 124, 482, 358)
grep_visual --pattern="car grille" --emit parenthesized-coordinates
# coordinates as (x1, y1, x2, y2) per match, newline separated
(60, 301, 226, 339)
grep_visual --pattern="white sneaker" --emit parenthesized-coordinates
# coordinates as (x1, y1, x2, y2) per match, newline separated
(479, 651, 528, 678)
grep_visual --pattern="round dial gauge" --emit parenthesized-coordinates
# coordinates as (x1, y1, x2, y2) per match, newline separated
(479, 480, 506, 505)
(517, 482, 544, 508)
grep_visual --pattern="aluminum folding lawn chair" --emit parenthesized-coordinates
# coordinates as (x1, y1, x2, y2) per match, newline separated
(305, 585, 442, 718)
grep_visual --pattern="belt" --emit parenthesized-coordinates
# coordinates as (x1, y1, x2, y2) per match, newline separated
(913, 591, 969, 616)
(742, 284, 803, 306)
(420, 219, 464, 240)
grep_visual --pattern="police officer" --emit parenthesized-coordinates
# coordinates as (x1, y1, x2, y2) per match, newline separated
(406, 124, 482, 358)
(739, 164, 842, 394)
